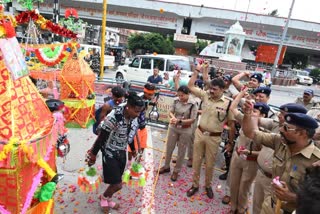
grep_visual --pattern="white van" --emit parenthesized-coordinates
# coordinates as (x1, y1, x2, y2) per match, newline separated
(79, 44, 115, 69)
(291, 69, 313, 86)
(115, 54, 192, 83)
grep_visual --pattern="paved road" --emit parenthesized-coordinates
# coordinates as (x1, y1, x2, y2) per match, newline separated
(99, 69, 320, 106)
(54, 71, 317, 214)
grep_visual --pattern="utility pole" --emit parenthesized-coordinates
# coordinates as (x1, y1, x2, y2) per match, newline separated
(271, 0, 295, 77)
(245, 0, 251, 21)
(52, 0, 60, 41)
(99, 0, 108, 80)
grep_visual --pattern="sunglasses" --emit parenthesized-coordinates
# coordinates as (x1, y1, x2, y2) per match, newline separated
(282, 123, 296, 132)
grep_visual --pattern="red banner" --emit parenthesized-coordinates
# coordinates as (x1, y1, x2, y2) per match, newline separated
(255, 45, 287, 65)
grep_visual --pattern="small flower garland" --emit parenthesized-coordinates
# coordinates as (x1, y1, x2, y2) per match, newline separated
(34, 44, 67, 66)
(77, 167, 102, 192)
(0, 137, 18, 161)
(15, 10, 77, 39)
(122, 162, 147, 187)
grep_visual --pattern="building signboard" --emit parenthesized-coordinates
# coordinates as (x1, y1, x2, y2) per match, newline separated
(173, 33, 197, 43)
(32, 2, 177, 29)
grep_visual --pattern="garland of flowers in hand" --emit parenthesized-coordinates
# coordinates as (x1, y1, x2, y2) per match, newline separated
(34, 44, 67, 66)
(15, 10, 77, 39)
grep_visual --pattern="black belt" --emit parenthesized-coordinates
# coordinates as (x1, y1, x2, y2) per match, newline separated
(198, 126, 222, 136)
(257, 164, 272, 179)
(271, 198, 291, 214)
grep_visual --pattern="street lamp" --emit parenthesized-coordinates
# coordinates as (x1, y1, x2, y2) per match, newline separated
(271, 0, 296, 77)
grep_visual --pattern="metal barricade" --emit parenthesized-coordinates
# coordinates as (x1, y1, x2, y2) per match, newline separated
(94, 78, 176, 128)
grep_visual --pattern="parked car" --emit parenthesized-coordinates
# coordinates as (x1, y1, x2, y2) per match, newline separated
(291, 69, 313, 86)
(115, 54, 193, 83)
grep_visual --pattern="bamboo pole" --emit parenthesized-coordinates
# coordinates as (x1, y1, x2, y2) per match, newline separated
(99, 0, 108, 80)
(275, 199, 282, 214)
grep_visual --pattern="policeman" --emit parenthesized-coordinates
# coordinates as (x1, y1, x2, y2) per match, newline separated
(229, 89, 270, 214)
(222, 74, 235, 98)
(295, 89, 320, 110)
(232, 71, 263, 92)
(186, 68, 235, 199)
(307, 107, 320, 148)
(158, 86, 198, 181)
(252, 86, 271, 103)
(219, 74, 237, 180)
(253, 103, 308, 214)
(242, 103, 320, 214)
(221, 86, 274, 205)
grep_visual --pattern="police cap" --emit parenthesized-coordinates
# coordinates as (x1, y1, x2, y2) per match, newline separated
(280, 103, 307, 114)
(285, 113, 319, 129)
(250, 73, 263, 83)
(252, 87, 271, 96)
(254, 102, 270, 116)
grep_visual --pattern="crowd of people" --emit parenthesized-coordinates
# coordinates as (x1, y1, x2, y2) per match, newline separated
(85, 61, 320, 214)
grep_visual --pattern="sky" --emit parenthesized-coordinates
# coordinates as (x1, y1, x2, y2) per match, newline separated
(159, 0, 319, 23)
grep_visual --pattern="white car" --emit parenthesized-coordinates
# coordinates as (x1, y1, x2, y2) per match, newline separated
(115, 54, 193, 84)
(294, 70, 313, 86)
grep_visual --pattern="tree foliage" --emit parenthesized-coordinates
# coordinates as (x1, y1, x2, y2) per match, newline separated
(283, 52, 308, 69)
(309, 68, 320, 83)
(128, 33, 174, 54)
(189, 39, 209, 55)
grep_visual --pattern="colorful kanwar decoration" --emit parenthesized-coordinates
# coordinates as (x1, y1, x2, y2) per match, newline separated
(77, 167, 102, 193)
(15, 10, 77, 39)
(0, 42, 58, 214)
(123, 162, 147, 188)
(0, 6, 58, 214)
(59, 8, 86, 34)
(59, 50, 95, 128)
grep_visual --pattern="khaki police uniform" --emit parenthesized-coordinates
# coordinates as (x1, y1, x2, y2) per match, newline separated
(268, 107, 277, 120)
(164, 97, 198, 173)
(191, 88, 234, 188)
(251, 112, 279, 214)
(220, 89, 235, 198)
(295, 97, 319, 111)
(187, 95, 201, 161)
(230, 113, 261, 213)
(224, 88, 234, 99)
(253, 131, 320, 214)
(253, 146, 274, 214)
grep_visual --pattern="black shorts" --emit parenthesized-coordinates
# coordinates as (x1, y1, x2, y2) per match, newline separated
(102, 150, 127, 184)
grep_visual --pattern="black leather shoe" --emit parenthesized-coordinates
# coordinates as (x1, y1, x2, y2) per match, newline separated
(219, 172, 228, 180)
(206, 187, 214, 199)
(171, 172, 178, 181)
(158, 166, 170, 174)
(186, 186, 199, 197)
(222, 195, 231, 204)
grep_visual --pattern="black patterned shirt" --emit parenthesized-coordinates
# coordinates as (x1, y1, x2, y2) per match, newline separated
(99, 105, 139, 158)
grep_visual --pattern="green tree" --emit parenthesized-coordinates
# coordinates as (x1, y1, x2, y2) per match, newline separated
(189, 39, 209, 55)
(128, 33, 174, 54)
(309, 68, 320, 83)
(283, 53, 308, 69)
(128, 33, 146, 52)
